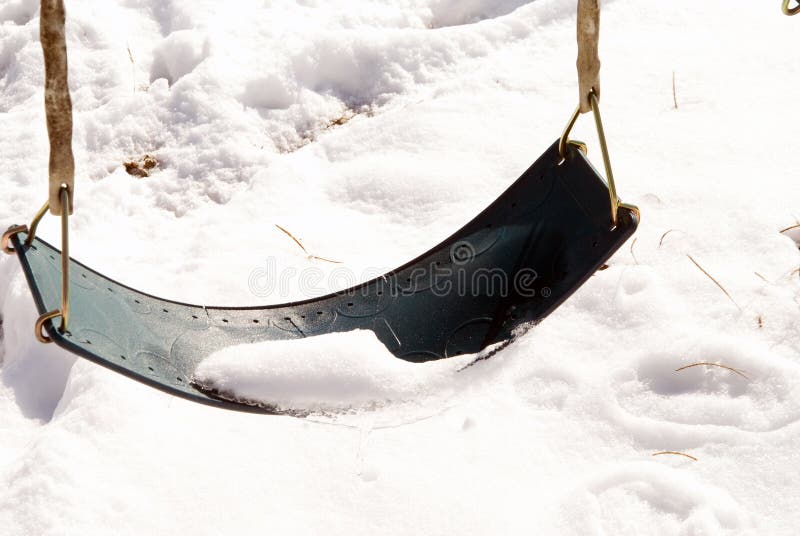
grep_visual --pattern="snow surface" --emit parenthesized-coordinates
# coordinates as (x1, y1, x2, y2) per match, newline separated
(193, 330, 473, 413)
(1, 0, 799, 534)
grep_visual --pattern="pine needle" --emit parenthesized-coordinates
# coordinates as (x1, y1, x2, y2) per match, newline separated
(653, 451, 697, 461)
(686, 254, 741, 311)
(754, 272, 768, 283)
(779, 223, 800, 234)
(275, 224, 342, 264)
(675, 362, 749, 380)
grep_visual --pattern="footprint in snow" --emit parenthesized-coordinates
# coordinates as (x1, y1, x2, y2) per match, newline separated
(614, 337, 800, 434)
(513, 365, 577, 410)
(559, 462, 744, 534)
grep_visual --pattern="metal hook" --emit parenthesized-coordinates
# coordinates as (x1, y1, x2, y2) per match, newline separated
(558, 90, 638, 227)
(30, 185, 71, 340)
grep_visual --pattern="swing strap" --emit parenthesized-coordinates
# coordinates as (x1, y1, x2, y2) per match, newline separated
(577, 0, 600, 114)
(0, 1, 74, 337)
(40, 0, 74, 215)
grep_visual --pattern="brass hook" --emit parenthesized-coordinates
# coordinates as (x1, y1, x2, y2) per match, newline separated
(35, 310, 62, 343)
(2, 199, 50, 255)
(558, 90, 639, 227)
(2, 225, 27, 254)
(25, 201, 51, 247)
(29, 185, 72, 341)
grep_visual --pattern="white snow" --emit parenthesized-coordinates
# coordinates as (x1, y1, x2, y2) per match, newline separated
(1, 0, 799, 535)
(193, 330, 470, 413)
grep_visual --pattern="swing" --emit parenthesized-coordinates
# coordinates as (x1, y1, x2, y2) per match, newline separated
(2, 1, 638, 413)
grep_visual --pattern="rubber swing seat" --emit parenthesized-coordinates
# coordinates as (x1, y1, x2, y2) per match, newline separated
(9, 141, 638, 413)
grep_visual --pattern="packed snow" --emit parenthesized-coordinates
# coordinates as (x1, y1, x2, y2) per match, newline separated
(1, 0, 799, 535)
(193, 330, 472, 413)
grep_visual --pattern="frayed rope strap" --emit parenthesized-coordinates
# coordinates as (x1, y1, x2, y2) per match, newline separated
(576, 0, 600, 114)
(40, 0, 74, 215)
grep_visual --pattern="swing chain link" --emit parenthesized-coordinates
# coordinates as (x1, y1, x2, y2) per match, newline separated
(783, 0, 800, 15)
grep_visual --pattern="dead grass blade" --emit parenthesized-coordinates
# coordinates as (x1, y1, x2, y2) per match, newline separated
(308, 255, 342, 264)
(630, 237, 639, 265)
(658, 229, 676, 247)
(126, 45, 135, 93)
(275, 224, 308, 254)
(652, 451, 697, 461)
(672, 71, 678, 110)
(675, 362, 749, 380)
(686, 254, 741, 311)
(754, 272, 768, 283)
(275, 224, 342, 264)
(779, 223, 800, 234)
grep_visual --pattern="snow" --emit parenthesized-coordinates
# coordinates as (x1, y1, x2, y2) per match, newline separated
(0, 0, 799, 535)
(193, 329, 471, 413)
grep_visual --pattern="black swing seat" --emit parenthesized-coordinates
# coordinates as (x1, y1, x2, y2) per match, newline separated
(9, 141, 638, 413)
